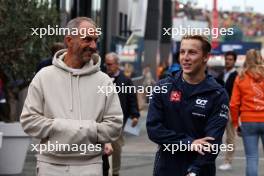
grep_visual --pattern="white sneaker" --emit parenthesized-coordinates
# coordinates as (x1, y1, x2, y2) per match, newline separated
(218, 163, 232, 170)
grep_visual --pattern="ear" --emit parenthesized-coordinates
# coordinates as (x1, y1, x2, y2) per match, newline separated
(203, 54, 209, 63)
(64, 36, 73, 48)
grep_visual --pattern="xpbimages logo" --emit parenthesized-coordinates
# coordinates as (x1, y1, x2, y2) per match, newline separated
(163, 26, 234, 38)
(97, 83, 168, 97)
(162, 141, 234, 155)
(31, 25, 102, 38)
(30, 141, 102, 154)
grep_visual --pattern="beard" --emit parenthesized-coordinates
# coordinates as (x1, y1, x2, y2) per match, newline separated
(91, 53, 99, 64)
(80, 47, 97, 63)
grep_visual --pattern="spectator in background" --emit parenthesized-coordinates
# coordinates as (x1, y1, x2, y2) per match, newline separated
(157, 61, 169, 80)
(36, 42, 65, 73)
(142, 65, 156, 104)
(168, 52, 181, 77)
(104, 52, 140, 176)
(123, 63, 135, 78)
(218, 51, 238, 171)
(230, 49, 264, 176)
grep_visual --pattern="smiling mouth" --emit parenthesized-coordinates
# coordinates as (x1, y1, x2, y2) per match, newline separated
(182, 64, 191, 68)
(83, 52, 92, 56)
(83, 50, 93, 56)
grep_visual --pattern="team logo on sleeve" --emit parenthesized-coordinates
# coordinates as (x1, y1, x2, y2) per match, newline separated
(170, 91, 182, 102)
(219, 104, 229, 119)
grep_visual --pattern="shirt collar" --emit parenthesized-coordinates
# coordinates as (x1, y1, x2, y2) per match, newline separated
(111, 70, 120, 78)
(224, 67, 236, 74)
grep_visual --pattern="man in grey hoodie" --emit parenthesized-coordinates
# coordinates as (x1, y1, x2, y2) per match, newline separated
(20, 17, 123, 176)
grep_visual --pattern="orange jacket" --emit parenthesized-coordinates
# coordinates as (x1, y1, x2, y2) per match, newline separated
(230, 72, 264, 128)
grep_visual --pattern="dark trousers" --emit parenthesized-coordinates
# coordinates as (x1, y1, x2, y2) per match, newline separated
(102, 154, 110, 176)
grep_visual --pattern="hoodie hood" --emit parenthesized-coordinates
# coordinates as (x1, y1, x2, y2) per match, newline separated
(53, 49, 101, 76)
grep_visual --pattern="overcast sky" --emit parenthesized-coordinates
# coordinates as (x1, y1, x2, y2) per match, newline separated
(195, 0, 264, 14)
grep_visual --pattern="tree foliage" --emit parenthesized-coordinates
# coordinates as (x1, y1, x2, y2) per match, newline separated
(0, 0, 62, 84)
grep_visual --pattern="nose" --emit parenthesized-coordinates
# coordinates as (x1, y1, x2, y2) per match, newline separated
(180, 53, 189, 61)
(89, 40, 97, 49)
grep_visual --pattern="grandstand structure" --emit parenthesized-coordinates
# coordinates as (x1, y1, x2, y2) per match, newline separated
(172, 0, 263, 70)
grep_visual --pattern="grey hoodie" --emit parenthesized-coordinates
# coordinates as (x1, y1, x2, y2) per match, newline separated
(20, 49, 123, 165)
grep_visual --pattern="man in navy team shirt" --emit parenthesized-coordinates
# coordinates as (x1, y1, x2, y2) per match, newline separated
(147, 35, 229, 176)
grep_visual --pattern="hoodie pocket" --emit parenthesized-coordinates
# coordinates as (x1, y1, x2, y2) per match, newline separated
(44, 118, 102, 156)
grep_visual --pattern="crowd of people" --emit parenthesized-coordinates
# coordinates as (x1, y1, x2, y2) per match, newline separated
(175, 4, 264, 38)
(220, 11, 264, 37)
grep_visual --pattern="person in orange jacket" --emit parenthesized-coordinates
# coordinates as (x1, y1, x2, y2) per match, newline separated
(230, 49, 264, 176)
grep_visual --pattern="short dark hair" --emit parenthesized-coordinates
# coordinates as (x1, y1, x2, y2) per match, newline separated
(181, 35, 211, 55)
(65, 17, 97, 37)
(66, 17, 96, 30)
(224, 51, 237, 61)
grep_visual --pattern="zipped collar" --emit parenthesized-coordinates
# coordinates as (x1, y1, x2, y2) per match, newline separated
(169, 71, 223, 97)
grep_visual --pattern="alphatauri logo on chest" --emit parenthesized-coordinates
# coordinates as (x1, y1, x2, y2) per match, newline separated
(195, 98, 208, 108)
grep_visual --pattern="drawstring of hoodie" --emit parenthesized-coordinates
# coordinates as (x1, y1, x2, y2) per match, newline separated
(77, 75, 83, 128)
(69, 73, 73, 112)
(68, 73, 82, 128)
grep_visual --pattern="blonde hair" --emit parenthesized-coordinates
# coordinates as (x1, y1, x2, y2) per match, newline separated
(239, 49, 264, 81)
(181, 35, 211, 55)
